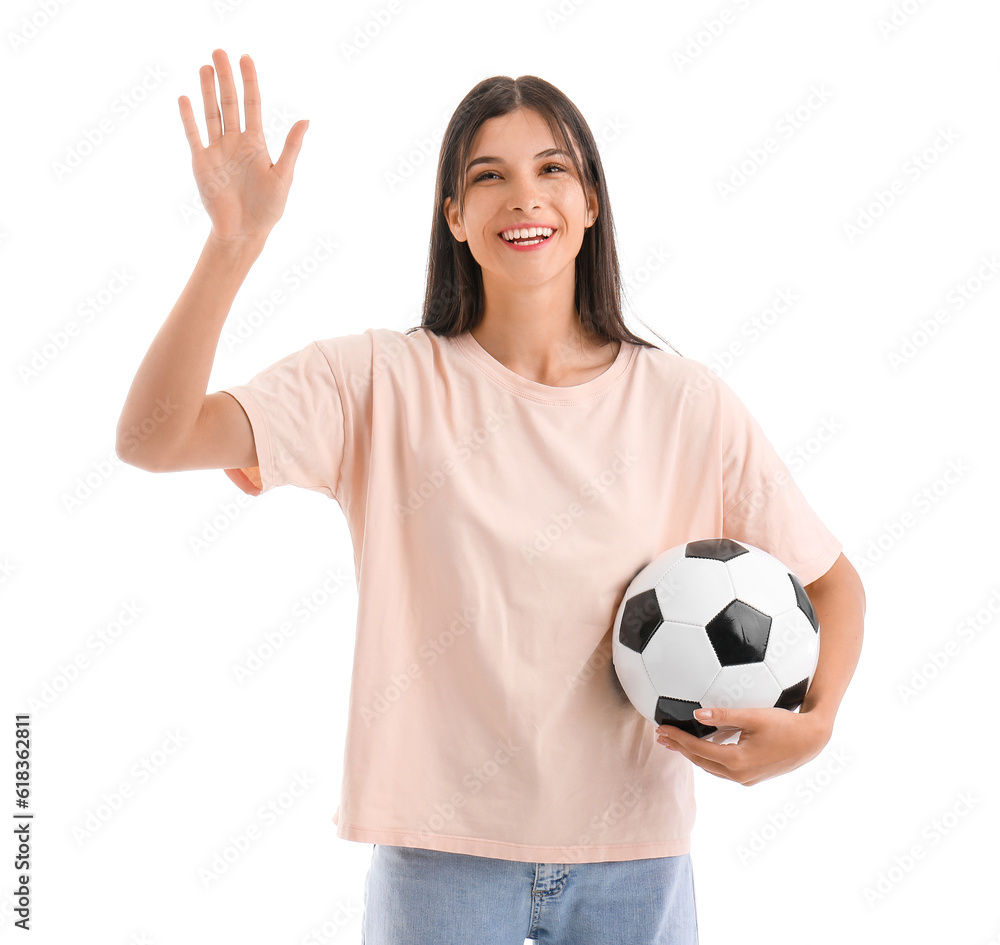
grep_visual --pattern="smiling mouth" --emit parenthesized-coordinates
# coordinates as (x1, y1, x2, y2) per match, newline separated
(498, 227, 556, 247)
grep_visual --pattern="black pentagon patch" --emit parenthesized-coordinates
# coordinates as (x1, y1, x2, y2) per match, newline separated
(619, 588, 662, 653)
(775, 677, 809, 711)
(685, 537, 749, 562)
(706, 600, 771, 665)
(654, 696, 717, 738)
(789, 572, 819, 632)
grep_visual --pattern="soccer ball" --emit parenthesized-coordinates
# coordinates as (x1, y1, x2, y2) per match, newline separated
(612, 537, 820, 743)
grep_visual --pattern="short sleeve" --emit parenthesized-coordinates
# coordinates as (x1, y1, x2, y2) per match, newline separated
(221, 340, 346, 499)
(716, 373, 842, 586)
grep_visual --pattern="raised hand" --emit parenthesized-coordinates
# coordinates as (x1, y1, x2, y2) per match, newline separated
(178, 49, 309, 245)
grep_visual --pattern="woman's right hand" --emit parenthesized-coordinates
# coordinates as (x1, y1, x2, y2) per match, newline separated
(178, 49, 309, 246)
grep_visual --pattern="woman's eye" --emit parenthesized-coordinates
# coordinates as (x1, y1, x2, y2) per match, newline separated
(473, 164, 566, 182)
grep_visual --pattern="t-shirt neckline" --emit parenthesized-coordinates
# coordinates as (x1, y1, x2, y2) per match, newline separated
(450, 329, 634, 404)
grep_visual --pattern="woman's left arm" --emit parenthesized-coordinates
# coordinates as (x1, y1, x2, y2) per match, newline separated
(797, 552, 866, 731)
(655, 552, 866, 786)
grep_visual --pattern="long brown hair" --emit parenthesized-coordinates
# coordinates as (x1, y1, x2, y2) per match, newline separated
(405, 75, 680, 355)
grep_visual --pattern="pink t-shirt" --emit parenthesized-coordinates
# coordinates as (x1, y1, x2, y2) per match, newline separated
(221, 326, 842, 863)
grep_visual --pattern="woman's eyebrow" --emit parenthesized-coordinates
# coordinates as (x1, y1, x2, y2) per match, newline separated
(465, 148, 571, 174)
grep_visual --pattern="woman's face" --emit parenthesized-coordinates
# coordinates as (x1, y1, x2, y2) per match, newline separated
(444, 107, 598, 290)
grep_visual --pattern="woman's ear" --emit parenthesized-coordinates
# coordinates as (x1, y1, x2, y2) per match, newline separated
(443, 196, 467, 242)
(585, 186, 599, 228)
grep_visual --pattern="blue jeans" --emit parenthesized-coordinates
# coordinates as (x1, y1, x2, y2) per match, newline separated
(361, 844, 699, 944)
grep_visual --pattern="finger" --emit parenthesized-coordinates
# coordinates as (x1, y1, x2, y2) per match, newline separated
(272, 119, 310, 181)
(240, 54, 262, 136)
(660, 726, 736, 765)
(212, 48, 241, 136)
(657, 733, 740, 782)
(691, 755, 742, 782)
(178, 95, 203, 156)
(695, 707, 763, 734)
(200, 62, 222, 144)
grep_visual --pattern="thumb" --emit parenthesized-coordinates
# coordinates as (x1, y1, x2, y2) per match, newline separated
(694, 706, 761, 729)
(273, 119, 309, 181)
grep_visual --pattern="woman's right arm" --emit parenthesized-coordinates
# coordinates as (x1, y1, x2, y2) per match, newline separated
(115, 234, 265, 472)
(115, 49, 308, 473)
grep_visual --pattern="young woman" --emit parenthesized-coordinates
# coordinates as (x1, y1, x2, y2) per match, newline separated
(116, 49, 865, 945)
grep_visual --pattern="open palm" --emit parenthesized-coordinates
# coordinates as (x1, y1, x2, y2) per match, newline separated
(178, 49, 308, 244)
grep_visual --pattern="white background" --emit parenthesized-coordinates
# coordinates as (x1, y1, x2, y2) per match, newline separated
(3, 0, 999, 943)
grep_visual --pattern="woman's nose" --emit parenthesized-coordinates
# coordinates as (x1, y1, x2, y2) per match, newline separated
(507, 175, 543, 211)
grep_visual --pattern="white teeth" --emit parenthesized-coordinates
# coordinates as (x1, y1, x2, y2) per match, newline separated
(502, 227, 553, 241)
